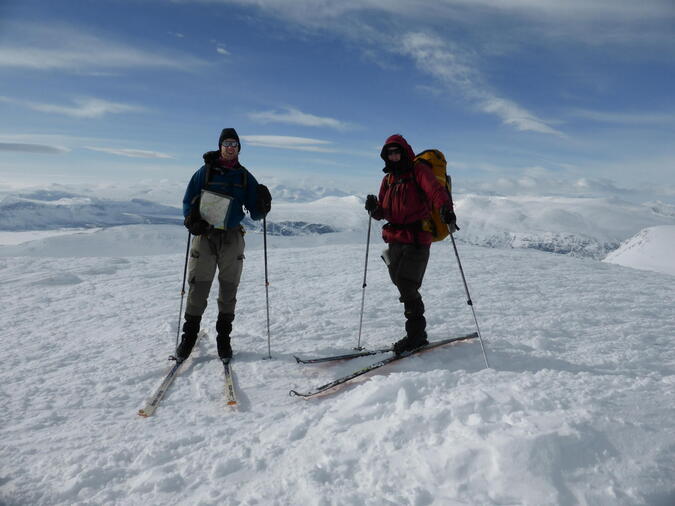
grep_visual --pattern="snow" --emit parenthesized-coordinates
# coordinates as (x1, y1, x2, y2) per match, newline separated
(0, 191, 182, 231)
(455, 195, 675, 258)
(1, 226, 674, 505)
(1, 184, 675, 504)
(604, 225, 675, 277)
(0, 228, 97, 246)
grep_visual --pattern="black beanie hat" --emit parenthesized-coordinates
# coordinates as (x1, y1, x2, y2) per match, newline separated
(218, 128, 241, 151)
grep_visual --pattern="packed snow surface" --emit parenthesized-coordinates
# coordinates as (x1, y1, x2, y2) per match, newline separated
(1, 229, 674, 505)
(604, 225, 675, 277)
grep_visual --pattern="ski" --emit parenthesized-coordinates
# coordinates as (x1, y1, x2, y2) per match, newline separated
(289, 332, 478, 398)
(138, 359, 186, 417)
(222, 359, 238, 406)
(294, 346, 393, 364)
(138, 332, 204, 417)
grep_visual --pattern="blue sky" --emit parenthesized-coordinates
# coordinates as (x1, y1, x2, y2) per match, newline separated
(1, 0, 674, 202)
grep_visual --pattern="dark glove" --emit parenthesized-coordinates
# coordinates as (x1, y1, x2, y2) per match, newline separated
(440, 204, 457, 227)
(365, 194, 378, 213)
(257, 184, 272, 215)
(184, 212, 210, 236)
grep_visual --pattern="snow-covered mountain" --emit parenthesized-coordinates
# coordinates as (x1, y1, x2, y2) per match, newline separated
(264, 183, 352, 202)
(455, 194, 675, 259)
(0, 190, 182, 230)
(604, 225, 675, 277)
(2, 186, 675, 262)
(0, 189, 342, 239)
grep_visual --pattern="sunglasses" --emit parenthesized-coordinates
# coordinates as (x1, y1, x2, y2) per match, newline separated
(386, 147, 402, 155)
(221, 141, 239, 148)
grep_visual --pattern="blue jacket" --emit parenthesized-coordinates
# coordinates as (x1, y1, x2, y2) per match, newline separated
(183, 151, 265, 228)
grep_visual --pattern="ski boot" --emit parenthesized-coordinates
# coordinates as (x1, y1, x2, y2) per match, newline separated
(393, 298, 428, 355)
(175, 314, 201, 361)
(216, 312, 235, 361)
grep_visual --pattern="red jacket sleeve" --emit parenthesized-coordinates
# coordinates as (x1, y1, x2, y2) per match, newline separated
(370, 177, 387, 220)
(414, 162, 452, 211)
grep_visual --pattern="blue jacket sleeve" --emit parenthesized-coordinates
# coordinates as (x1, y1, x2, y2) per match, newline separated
(244, 171, 265, 221)
(182, 167, 206, 217)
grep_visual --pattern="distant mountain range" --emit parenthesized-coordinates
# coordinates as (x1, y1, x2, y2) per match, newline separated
(0, 191, 181, 230)
(454, 194, 675, 259)
(0, 189, 338, 236)
(2, 187, 674, 260)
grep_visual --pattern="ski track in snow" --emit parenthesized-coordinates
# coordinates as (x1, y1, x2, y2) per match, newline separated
(1, 242, 674, 506)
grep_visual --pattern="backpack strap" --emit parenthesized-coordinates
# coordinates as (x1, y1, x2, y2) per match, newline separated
(204, 163, 249, 190)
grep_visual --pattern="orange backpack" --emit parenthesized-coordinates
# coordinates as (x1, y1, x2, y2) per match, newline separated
(415, 149, 454, 242)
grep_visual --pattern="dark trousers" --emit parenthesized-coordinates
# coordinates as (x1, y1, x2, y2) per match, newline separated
(386, 243, 430, 303)
(385, 243, 430, 338)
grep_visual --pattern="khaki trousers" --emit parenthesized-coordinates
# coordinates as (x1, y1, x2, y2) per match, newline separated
(185, 228, 245, 317)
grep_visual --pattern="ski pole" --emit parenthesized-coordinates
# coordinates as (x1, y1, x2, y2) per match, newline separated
(355, 214, 372, 350)
(176, 230, 192, 350)
(263, 216, 272, 359)
(450, 233, 490, 369)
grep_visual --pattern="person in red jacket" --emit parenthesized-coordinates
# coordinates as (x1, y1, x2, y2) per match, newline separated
(365, 134, 456, 354)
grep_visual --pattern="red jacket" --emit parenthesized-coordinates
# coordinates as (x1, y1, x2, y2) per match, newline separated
(372, 135, 452, 246)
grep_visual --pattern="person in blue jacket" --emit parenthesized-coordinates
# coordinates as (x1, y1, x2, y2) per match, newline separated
(177, 128, 271, 361)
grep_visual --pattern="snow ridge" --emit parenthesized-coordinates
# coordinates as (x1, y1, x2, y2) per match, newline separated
(604, 225, 675, 276)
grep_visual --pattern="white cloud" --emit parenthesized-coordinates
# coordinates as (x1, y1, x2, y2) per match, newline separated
(571, 109, 675, 125)
(480, 97, 564, 136)
(1, 96, 144, 119)
(0, 142, 70, 154)
(215, 0, 674, 26)
(216, 47, 231, 56)
(84, 147, 174, 159)
(399, 32, 563, 136)
(205, 0, 675, 54)
(0, 22, 205, 72)
(241, 135, 337, 153)
(199, 1, 674, 137)
(249, 107, 353, 130)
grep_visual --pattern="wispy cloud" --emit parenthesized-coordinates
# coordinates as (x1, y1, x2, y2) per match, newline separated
(571, 109, 675, 125)
(241, 135, 337, 153)
(84, 147, 174, 159)
(204, 1, 674, 136)
(249, 107, 354, 130)
(480, 97, 563, 136)
(198, 4, 566, 136)
(0, 22, 205, 72)
(215, 0, 675, 31)
(399, 32, 564, 136)
(216, 47, 231, 56)
(1, 96, 144, 119)
(0, 142, 70, 154)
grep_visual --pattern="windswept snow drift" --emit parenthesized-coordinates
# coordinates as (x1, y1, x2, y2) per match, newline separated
(604, 225, 675, 277)
(1, 236, 674, 505)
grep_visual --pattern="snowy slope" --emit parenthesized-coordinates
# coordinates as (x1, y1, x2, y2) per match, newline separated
(455, 194, 675, 259)
(1, 236, 674, 505)
(604, 225, 675, 277)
